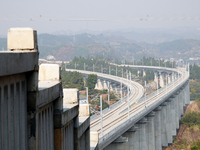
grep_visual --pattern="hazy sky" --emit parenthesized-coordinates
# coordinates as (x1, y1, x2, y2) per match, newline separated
(1, 0, 200, 35)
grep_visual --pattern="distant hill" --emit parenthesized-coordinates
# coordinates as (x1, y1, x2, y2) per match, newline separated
(102, 27, 200, 44)
(1, 33, 200, 61)
(0, 38, 7, 50)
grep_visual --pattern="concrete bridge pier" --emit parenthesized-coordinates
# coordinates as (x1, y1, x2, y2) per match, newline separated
(154, 106, 162, 150)
(122, 126, 138, 149)
(181, 88, 186, 107)
(178, 91, 183, 119)
(137, 118, 148, 150)
(174, 93, 180, 130)
(146, 111, 156, 150)
(160, 102, 168, 148)
(168, 73, 172, 84)
(170, 73, 173, 82)
(154, 72, 158, 83)
(103, 80, 108, 89)
(166, 99, 173, 145)
(99, 79, 103, 90)
(104, 136, 128, 150)
(187, 82, 190, 103)
(184, 86, 188, 105)
(179, 90, 184, 115)
(170, 97, 177, 137)
(143, 69, 146, 77)
(186, 83, 190, 104)
(159, 72, 165, 88)
(95, 83, 98, 89)
(95, 79, 103, 90)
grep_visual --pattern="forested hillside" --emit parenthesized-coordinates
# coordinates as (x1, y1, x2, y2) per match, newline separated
(1, 33, 200, 61)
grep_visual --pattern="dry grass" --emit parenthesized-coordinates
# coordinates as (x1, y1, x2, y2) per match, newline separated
(185, 101, 200, 114)
(166, 102, 200, 150)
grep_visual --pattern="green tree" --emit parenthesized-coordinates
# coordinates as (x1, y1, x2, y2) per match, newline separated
(86, 74, 97, 90)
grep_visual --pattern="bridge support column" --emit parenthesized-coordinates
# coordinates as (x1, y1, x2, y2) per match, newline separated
(170, 74, 173, 83)
(134, 126, 140, 150)
(143, 69, 146, 77)
(154, 72, 158, 83)
(104, 136, 128, 150)
(154, 106, 162, 150)
(174, 93, 180, 130)
(159, 72, 165, 88)
(146, 111, 155, 150)
(184, 86, 188, 106)
(96, 79, 103, 90)
(103, 80, 108, 89)
(122, 126, 138, 149)
(160, 102, 168, 148)
(168, 74, 172, 84)
(167, 74, 171, 84)
(178, 91, 183, 119)
(137, 70, 140, 77)
(187, 82, 190, 103)
(166, 99, 173, 145)
(95, 83, 98, 89)
(181, 88, 186, 107)
(186, 83, 190, 104)
(137, 118, 148, 150)
(170, 97, 176, 137)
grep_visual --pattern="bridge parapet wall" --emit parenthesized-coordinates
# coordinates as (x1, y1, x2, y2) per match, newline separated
(0, 28, 90, 150)
(101, 69, 189, 149)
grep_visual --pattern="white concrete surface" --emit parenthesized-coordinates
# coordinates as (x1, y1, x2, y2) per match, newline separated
(63, 88, 79, 104)
(39, 64, 60, 81)
(7, 27, 37, 50)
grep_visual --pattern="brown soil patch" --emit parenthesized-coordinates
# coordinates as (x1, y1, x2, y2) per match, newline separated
(101, 94, 108, 100)
(80, 90, 86, 94)
(185, 101, 200, 114)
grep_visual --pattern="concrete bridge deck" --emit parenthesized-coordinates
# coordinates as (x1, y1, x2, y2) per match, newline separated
(67, 66, 189, 150)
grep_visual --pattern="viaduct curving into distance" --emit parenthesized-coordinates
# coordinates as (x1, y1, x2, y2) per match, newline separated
(0, 27, 190, 150)
(67, 63, 190, 150)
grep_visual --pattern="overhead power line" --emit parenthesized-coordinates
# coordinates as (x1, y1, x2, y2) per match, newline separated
(0, 16, 200, 22)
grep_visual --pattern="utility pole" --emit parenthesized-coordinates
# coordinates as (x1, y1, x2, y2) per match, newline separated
(157, 73, 159, 100)
(127, 74, 130, 119)
(122, 68, 123, 78)
(100, 95, 103, 137)
(166, 74, 168, 94)
(129, 71, 131, 91)
(108, 82, 110, 108)
(85, 87, 88, 104)
(188, 63, 190, 76)
(121, 81, 122, 100)
(178, 64, 179, 85)
(145, 81, 146, 108)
